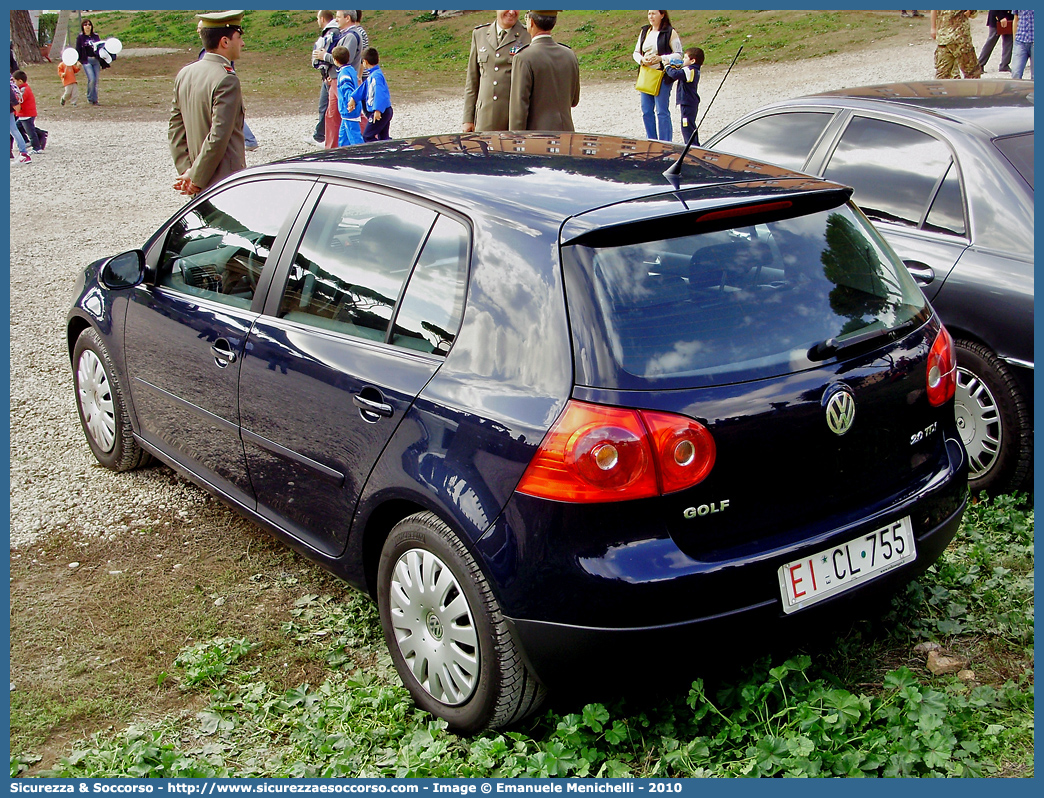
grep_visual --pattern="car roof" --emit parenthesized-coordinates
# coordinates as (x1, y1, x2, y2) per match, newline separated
(265, 133, 849, 225)
(787, 80, 1034, 139)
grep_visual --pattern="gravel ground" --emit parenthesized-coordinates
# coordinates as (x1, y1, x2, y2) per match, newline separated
(9, 29, 1003, 550)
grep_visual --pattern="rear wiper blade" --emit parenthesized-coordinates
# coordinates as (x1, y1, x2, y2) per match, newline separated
(808, 318, 917, 361)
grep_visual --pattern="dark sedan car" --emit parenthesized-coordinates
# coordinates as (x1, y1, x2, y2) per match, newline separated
(69, 133, 967, 732)
(707, 81, 1033, 496)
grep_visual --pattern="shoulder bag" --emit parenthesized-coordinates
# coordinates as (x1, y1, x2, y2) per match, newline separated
(636, 64, 664, 95)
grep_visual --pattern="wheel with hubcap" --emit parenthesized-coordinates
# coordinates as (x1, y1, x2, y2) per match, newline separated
(73, 327, 151, 472)
(377, 511, 545, 733)
(953, 339, 1031, 496)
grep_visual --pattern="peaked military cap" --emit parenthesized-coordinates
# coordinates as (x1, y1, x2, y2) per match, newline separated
(195, 10, 244, 28)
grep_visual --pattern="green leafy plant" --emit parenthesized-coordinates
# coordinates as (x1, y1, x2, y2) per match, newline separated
(24, 495, 1035, 778)
(173, 637, 259, 688)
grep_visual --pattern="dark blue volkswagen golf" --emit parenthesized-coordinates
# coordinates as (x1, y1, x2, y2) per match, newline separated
(68, 133, 967, 732)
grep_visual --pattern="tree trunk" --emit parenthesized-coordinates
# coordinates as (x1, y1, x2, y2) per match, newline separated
(10, 10, 43, 66)
(50, 9, 73, 63)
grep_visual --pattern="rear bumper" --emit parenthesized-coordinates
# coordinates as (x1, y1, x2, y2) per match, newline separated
(501, 441, 967, 687)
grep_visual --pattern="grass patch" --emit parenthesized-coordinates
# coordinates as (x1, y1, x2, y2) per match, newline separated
(19, 10, 922, 125)
(83, 9, 916, 74)
(12, 490, 1033, 778)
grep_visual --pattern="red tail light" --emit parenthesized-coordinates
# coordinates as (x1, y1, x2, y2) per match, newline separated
(641, 410, 717, 493)
(516, 400, 715, 503)
(927, 326, 957, 406)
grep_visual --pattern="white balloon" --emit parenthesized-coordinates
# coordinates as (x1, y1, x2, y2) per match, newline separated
(61, 47, 78, 66)
(104, 37, 123, 55)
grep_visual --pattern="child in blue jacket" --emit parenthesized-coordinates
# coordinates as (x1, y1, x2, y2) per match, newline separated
(665, 47, 704, 146)
(347, 47, 392, 142)
(331, 46, 363, 146)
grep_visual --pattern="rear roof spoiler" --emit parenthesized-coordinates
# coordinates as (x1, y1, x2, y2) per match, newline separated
(560, 184, 854, 248)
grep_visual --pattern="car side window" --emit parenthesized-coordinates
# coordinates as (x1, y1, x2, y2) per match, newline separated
(923, 161, 966, 237)
(824, 117, 952, 229)
(158, 180, 309, 309)
(712, 112, 833, 172)
(279, 184, 437, 341)
(391, 215, 469, 356)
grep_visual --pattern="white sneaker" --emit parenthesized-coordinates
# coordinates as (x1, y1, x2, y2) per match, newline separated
(17, 152, 32, 164)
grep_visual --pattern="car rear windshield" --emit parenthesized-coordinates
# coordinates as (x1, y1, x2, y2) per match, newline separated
(994, 133, 1034, 189)
(563, 203, 929, 390)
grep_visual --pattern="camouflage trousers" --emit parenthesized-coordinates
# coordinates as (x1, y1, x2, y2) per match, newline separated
(935, 38, 983, 78)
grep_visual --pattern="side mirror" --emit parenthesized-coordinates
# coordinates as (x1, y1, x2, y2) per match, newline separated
(100, 250, 146, 289)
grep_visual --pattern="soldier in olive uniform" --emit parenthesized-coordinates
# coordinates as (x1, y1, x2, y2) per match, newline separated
(508, 11, 580, 132)
(169, 10, 247, 196)
(463, 10, 530, 132)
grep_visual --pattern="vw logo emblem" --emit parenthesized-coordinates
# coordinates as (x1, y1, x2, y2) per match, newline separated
(824, 387, 856, 436)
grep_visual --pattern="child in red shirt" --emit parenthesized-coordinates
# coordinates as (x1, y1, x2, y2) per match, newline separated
(12, 70, 47, 152)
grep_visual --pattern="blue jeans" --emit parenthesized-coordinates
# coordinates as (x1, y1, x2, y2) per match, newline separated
(243, 121, 258, 149)
(10, 111, 27, 154)
(315, 78, 329, 141)
(83, 57, 100, 104)
(1012, 39, 1033, 79)
(640, 76, 673, 142)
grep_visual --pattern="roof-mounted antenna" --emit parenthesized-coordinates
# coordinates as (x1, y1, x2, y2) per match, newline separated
(664, 44, 744, 179)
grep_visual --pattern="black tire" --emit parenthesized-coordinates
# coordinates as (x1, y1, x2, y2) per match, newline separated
(72, 327, 151, 472)
(953, 339, 1031, 496)
(377, 511, 546, 733)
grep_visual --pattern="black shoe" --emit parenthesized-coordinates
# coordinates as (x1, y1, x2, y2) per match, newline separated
(1000, 65, 1012, 72)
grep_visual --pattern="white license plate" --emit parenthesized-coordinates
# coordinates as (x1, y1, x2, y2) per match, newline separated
(778, 516, 916, 614)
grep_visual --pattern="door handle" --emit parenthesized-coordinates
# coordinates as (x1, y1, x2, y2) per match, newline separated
(211, 339, 238, 367)
(353, 394, 393, 419)
(903, 261, 935, 286)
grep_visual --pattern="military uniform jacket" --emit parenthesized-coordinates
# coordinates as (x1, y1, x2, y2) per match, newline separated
(168, 53, 246, 190)
(463, 21, 530, 131)
(508, 36, 580, 132)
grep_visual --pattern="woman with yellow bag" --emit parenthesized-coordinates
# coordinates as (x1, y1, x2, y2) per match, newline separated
(633, 10, 683, 142)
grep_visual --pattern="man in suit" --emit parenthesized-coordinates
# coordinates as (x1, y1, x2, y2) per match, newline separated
(508, 10, 580, 132)
(169, 10, 247, 196)
(463, 9, 530, 132)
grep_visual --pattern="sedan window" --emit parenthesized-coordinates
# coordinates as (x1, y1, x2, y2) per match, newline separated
(391, 215, 470, 356)
(158, 180, 310, 308)
(279, 185, 436, 341)
(712, 112, 833, 172)
(923, 162, 966, 237)
(994, 132, 1034, 189)
(824, 117, 953, 229)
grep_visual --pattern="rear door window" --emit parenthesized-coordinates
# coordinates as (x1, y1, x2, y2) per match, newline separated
(391, 215, 470, 355)
(279, 185, 436, 341)
(712, 112, 834, 172)
(563, 203, 929, 390)
(823, 117, 953, 229)
(923, 162, 966, 237)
